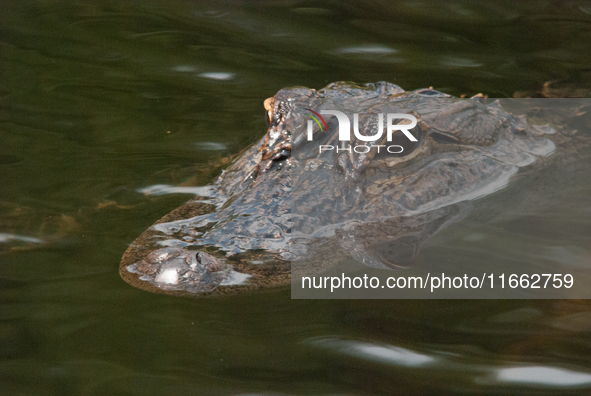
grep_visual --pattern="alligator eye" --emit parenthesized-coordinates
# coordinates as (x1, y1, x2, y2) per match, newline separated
(264, 109, 271, 128)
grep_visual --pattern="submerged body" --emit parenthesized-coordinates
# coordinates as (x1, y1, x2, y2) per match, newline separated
(120, 82, 557, 297)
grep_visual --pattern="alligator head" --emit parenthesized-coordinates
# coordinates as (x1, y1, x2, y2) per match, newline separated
(120, 82, 555, 296)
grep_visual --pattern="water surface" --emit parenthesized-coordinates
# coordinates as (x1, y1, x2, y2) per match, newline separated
(2, 1, 591, 394)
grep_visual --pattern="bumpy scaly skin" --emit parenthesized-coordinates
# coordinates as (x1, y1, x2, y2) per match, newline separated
(120, 82, 557, 296)
(126, 247, 233, 293)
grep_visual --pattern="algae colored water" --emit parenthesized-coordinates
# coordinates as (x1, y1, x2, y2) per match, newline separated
(2, 1, 591, 395)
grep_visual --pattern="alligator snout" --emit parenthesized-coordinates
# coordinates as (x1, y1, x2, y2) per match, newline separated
(126, 247, 233, 293)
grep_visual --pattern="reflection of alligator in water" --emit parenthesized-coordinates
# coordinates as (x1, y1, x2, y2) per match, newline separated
(120, 82, 563, 297)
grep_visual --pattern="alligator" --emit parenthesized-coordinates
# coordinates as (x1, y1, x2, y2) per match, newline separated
(119, 81, 574, 297)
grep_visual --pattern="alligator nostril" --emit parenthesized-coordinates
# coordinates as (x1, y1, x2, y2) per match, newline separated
(186, 252, 199, 269)
(127, 248, 234, 293)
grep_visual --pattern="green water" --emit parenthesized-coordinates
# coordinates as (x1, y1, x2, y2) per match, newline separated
(2, 1, 591, 394)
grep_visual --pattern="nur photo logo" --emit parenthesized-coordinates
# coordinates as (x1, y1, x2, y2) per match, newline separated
(305, 109, 418, 154)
